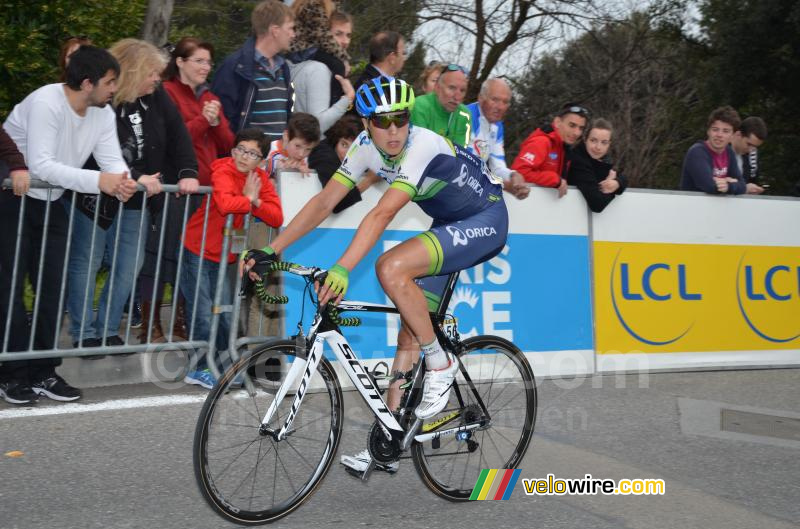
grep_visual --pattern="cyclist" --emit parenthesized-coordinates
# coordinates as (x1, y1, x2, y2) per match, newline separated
(243, 76, 509, 475)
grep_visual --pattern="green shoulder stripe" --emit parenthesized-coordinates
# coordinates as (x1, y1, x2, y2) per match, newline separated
(332, 171, 356, 190)
(390, 180, 418, 198)
(413, 179, 447, 201)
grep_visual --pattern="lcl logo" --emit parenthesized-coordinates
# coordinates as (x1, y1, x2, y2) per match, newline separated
(610, 251, 701, 346)
(736, 256, 800, 343)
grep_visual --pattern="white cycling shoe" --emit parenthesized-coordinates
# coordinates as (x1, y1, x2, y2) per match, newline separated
(340, 449, 399, 474)
(415, 353, 459, 420)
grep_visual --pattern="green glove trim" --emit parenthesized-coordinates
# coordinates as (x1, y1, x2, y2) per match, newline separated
(324, 264, 350, 298)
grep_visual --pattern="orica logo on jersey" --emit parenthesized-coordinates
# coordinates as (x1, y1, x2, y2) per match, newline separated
(445, 225, 497, 247)
(452, 164, 484, 195)
(549, 152, 558, 160)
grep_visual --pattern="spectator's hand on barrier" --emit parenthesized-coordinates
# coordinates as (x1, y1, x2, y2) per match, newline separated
(714, 177, 729, 193)
(202, 100, 221, 126)
(746, 182, 765, 194)
(243, 170, 262, 205)
(100, 171, 135, 201)
(138, 173, 163, 197)
(608, 169, 618, 180)
(557, 178, 568, 198)
(279, 157, 313, 177)
(335, 74, 355, 103)
(10, 169, 30, 196)
(178, 177, 200, 196)
(509, 172, 530, 200)
(599, 178, 620, 194)
(117, 173, 138, 201)
(316, 264, 349, 306)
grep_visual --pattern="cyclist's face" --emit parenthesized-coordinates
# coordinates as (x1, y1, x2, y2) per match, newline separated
(365, 118, 409, 157)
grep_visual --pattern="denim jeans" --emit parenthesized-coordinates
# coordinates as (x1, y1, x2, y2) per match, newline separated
(67, 206, 149, 342)
(179, 249, 231, 370)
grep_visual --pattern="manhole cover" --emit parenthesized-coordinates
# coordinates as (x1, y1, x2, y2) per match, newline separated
(720, 409, 800, 441)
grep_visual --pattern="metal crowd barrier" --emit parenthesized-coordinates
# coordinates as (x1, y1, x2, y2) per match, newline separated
(0, 178, 278, 381)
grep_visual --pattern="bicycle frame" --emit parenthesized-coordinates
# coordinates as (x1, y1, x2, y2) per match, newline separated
(260, 298, 487, 446)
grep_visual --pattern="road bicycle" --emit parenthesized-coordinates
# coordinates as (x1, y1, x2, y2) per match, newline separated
(193, 260, 537, 525)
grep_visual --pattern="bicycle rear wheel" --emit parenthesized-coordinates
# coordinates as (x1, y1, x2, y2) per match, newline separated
(193, 339, 343, 525)
(411, 335, 536, 501)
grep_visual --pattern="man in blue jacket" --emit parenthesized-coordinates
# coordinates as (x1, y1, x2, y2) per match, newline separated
(212, 0, 295, 140)
(680, 106, 746, 195)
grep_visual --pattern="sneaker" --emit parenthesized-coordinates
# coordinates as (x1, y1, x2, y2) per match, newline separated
(102, 335, 125, 347)
(73, 337, 106, 360)
(184, 369, 216, 390)
(0, 381, 39, 405)
(340, 449, 399, 475)
(415, 353, 459, 419)
(129, 302, 143, 329)
(31, 374, 82, 402)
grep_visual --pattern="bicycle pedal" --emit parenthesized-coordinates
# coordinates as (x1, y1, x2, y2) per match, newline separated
(361, 459, 376, 481)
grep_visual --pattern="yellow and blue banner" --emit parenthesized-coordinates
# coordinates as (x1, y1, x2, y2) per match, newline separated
(469, 468, 522, 500)
(594, 241, 800, 353)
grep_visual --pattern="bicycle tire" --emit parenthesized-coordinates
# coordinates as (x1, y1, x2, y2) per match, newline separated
(411, 335, 536, 501)
(193, 338, 344, 525)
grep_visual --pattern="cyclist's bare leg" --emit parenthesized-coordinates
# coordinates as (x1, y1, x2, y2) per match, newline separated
(375, 237, 438, 347)
(387, 322, 420, 410)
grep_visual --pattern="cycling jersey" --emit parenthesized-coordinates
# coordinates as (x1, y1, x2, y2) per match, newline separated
(332, 125, 504, 222)
(332, 125, 508, 309)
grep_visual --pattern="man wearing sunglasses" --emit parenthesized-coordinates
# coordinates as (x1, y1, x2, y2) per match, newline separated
(511, 103, 590, 198)
(243, 76, 508, 477)
(410, 63, 472, 147)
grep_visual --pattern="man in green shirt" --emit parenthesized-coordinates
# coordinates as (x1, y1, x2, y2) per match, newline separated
(410, 64, 471, 147)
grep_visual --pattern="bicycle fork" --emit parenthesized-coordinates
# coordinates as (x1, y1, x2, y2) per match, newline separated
(259, 334, 326, 440)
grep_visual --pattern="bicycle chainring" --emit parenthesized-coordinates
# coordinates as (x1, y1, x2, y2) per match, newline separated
(367, 420, 402, 464)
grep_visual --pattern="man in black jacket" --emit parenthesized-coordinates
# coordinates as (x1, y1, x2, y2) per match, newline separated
(351, 31, 407, 96)
(731, 116, 767, 194)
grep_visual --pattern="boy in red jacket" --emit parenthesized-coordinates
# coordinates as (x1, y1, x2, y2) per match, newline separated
(511, 103, 589, 198)
(180, 128, 283, 389)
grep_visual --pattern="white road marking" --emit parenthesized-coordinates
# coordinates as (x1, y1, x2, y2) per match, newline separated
(0, 394, 208, 420)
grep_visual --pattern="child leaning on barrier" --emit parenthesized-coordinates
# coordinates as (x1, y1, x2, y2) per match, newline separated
(264, 112, 321, 177)
(179, 128, 283, 389)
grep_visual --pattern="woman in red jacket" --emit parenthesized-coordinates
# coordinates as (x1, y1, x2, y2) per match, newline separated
(180, 128, 283, 389)
(146, 38, 235, 341)
(163, 37, 235, 187)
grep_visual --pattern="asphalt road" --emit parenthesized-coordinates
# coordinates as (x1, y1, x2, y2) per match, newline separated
(1, 368, 799, 529)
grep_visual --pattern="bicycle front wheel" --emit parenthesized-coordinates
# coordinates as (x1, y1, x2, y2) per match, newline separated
(193, 339, 344, 525)
(412, 335, 537, 501)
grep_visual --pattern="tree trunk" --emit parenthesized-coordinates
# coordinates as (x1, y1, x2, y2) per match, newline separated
(141, 0, 174, 47)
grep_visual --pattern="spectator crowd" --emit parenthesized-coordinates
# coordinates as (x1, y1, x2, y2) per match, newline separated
(0, 0, 775, 406)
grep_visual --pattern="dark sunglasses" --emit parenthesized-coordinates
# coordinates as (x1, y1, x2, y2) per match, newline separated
(370, 112, 410, 129)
